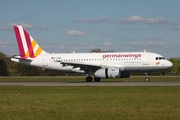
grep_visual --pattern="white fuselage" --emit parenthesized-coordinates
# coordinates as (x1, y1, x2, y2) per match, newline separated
(12, 52, 172, 73)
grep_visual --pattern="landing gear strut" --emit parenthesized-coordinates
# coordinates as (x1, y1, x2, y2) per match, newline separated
(145, 72, 150, 82)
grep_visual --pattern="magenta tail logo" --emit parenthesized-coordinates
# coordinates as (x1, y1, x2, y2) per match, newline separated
(14, 26, 42, 58)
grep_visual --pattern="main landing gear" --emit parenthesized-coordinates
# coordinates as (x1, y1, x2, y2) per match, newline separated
(145, 72, 150, 82)
(94, 77, 101, 82)
(86, 76, 101, 82)
(86, 76, 93, 82)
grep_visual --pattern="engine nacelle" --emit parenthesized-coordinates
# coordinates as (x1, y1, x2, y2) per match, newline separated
(94, 68, 121, 78)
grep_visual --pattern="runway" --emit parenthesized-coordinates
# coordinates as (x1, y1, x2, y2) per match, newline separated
(0, 82, 180, 86)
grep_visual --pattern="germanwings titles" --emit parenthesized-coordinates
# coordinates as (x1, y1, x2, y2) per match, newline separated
(11, 26, 173, 82)
(102, 53, 141, 59)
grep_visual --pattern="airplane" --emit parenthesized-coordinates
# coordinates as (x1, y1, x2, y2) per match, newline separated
(11, 26, 173, 82)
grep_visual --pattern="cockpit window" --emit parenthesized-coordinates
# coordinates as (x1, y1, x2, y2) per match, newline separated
(155, 57, 165, 60)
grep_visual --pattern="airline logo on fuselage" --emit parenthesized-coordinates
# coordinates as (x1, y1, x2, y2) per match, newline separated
(155, 62, 160, 65)
(102, 54, 141, 59)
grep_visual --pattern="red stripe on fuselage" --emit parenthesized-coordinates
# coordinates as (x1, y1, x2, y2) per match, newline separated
(14, 26, 26, 58)
(23, 28, 35, 58)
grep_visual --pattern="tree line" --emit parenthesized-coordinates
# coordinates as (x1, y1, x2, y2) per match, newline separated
(0, 52, 179, 76)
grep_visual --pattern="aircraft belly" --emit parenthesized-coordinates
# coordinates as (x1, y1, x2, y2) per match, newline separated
(48, 63, 73, 71)
(125, 66, 167, 72)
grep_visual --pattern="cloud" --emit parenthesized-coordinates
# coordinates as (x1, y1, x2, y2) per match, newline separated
(147, 41, 167, 46)
(119, 41, 169, 54)
(1, 23, 34, 30)
(118, 15, 169, 25)
(41, 45, 53, 49)
(144, 36, 163, 40)
(127, 41, 168, 51)
(103, 41, 112, 46)
(174, 25, 180, 30)
(0, 41, 12, 49)
(145, 17, 169, 25)
(118, 15, 144, 24)
(126, 28, 141, 31)
(128, 41, 167, 46)
(39, 24, 49, 30)
(0, 41, 11, 45)
(12, 23, 34, 29)
(0, 45, 6, 48)
(58, 45, 67, 49)
(73, 17, 108, 23)
(66, 30, 89, 36)
(69, 43, 96, 52)
(101, 33, 114, 36)
(129, 42, 141, 45)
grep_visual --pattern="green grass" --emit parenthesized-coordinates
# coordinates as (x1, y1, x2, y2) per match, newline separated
(0, 86, 180, 120)
(0, 76, 179, 82)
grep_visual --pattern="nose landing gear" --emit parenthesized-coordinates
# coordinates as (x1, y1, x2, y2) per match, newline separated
(145, 72, 150, 82)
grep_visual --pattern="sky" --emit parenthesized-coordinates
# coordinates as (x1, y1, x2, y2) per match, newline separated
(0, 0, 180, 59)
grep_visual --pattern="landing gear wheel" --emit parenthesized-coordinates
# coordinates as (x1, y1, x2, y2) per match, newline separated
(86, 76, 93, 82)
(94, 77, 101, 82)
(145, 77, 150, 82)
(144, 72, 150, 82)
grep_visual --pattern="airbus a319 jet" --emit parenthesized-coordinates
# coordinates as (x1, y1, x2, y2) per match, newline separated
(11, 26, 173, 82)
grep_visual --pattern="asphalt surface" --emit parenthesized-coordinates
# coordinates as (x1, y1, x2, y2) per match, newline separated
(0, 82, 180, 86)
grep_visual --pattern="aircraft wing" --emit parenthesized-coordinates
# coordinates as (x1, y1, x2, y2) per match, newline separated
(61, 61, 125, 70)
(61, 61, 101, 68)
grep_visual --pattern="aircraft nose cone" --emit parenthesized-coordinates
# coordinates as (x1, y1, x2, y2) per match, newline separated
(167, 61, 173, 68)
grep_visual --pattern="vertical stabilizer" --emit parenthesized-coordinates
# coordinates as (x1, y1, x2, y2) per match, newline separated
(14, 26, 46, 58)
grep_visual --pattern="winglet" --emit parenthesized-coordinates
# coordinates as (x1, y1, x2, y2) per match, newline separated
(14, 26, 45, 58)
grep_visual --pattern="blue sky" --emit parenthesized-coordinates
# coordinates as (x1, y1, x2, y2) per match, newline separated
(0, 0, 180, 58)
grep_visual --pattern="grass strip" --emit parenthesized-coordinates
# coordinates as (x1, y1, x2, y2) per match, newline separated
(0, 86, 180, 120)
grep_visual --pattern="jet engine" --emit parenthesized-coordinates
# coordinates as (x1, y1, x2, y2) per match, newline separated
(94, 68, 121, 78)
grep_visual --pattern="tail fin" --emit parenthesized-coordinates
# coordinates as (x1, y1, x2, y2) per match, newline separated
(13, 26, 46, 58)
